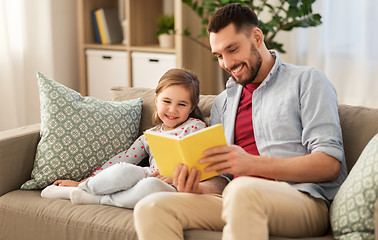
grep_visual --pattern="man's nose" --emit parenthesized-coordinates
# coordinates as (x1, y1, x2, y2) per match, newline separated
(222, 56, 234, 71)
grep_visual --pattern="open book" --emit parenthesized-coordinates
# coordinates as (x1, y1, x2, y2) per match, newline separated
(144, 124, 227, 181)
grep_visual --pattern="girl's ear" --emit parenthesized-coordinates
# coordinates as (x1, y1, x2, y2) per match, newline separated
(190, 104, 195, 113)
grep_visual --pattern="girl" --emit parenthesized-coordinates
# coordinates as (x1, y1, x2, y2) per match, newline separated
(41, 68, 206, 208)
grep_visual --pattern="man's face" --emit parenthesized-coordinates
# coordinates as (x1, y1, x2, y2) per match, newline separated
(209, 23, 262, 86)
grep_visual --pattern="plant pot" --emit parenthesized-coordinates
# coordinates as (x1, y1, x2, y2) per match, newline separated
(158, 33, 174, 48)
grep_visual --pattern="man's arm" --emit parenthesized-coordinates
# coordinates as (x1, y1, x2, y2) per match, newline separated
(200, 145, 341, 183)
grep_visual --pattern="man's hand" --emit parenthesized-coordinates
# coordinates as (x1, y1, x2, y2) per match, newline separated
(171, 164, 229, 194)
(172, 164, 202, 193)
(200, 145, 255, 176)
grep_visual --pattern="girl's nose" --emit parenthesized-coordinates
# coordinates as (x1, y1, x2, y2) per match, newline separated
(169, 105, 177, 113)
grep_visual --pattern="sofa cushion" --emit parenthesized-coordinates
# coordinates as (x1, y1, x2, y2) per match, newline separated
(0, 190, 137, 240)
(21, 73, 142, 189)
(338, 104, 378, 172)
(330, 133, 378, 239)
(110, 86, 216, 133)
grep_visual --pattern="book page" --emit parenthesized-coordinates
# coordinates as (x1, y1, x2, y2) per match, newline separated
(145, 124, 227, 181)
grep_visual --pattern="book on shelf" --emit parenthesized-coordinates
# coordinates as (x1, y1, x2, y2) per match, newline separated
(144, 124, 227, 181)
(93, 8, 123, 45)
(91, 10, 101, 44)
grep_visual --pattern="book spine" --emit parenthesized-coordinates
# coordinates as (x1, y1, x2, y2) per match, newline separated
(91, 10, 101, 44)
(177, 141, 189, 169)
(95, 9, 108, 45)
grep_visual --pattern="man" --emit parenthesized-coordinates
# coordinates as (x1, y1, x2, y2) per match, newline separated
(134, 3, 347, 239)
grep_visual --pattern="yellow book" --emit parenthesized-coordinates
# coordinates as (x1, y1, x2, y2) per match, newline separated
(95, 8, 108, 44)
(145, 124, 227, 181)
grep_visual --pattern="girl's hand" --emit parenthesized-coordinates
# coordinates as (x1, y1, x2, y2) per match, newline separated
(156, 175, 173, 184)
(53, 180, 80, 187)
(151, 170, 173, 184)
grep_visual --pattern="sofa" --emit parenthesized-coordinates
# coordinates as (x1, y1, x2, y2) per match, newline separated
(1, 86, 378, 240)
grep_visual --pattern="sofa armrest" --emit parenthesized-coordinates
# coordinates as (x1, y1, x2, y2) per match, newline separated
(375, 199, 378, 240)
(0, 124, 40, 196)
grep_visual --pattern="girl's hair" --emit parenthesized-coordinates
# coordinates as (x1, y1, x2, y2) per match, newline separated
(208, 3, 259, 36)
(153, 68, 203, 126)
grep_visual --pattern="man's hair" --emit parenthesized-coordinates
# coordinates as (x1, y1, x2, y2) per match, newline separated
(208, 3, 259, 35)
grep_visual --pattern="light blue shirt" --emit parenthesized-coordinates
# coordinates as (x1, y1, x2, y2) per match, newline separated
(210, 51, 347, 206)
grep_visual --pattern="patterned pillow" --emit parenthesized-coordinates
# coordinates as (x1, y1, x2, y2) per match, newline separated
(21, 72, 142, 189)
(330, 133, 378, 239)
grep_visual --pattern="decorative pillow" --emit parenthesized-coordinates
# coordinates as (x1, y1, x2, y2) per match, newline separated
(21, 72, 142, 189)
(330, 133, 378, 239)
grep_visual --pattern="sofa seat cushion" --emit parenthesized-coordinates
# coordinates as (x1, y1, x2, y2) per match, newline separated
(0, 190, 137, 240)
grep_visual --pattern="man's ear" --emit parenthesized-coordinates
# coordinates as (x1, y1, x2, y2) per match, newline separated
(252, 28, 264, 47)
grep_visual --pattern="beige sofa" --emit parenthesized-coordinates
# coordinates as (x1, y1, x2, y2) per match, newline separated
(1, 86, 378, 240)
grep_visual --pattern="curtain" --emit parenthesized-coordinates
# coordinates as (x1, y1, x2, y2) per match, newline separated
(282, 0, 378, 108)
(0, 0, 78, 131)
(0, 0, 25, 130)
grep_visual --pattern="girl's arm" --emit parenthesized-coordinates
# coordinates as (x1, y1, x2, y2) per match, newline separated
(92, 135, 149, 175)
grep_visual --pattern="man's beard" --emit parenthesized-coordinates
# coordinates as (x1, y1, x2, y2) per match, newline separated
(229, 43, 262, 86)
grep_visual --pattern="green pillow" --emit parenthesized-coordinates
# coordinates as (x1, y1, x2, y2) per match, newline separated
(21, 72, 142, 189)
(330, 133, 378, 240)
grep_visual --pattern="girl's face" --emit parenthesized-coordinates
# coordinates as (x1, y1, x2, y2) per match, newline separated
(155, 84, 193, 131)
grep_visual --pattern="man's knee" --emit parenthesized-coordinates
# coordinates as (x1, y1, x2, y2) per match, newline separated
(223, 177, 276, 204)
(134, 191, 175, 216)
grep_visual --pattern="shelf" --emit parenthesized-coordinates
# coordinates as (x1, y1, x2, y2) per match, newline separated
(77, 0, 218, 96)
(83, 43, 127, 51)
(130, 45, 176, 54)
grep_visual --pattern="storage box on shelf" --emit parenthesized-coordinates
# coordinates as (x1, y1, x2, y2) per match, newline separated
(132, 52, 176, 89)
(86, 49, 129, 100)
(77, 0, 218, 97)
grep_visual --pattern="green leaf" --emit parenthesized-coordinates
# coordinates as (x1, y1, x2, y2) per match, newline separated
(202, 19, 209, 25)
(183, 27, 191, 36)
(203, 3, 221, 10)
(181, 0, 322, 54)
(264, 3, 274, 11)
(192, 1, 198, 10)
(196, 6, 204, 17)
(287, 6, 299, 18)
(266, 41, 285, 53)
(287, 0, 299, 7)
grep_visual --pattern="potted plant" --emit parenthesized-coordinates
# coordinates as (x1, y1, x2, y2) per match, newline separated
(182, 0, 322, 53)
(155, 14, 175, 48)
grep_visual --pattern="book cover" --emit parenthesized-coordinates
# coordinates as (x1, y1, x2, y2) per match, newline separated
(95, 9, 108, 44)
(91, 9, 101, 44)
(102, 8, 123, 44)
(145, 124, 227, 181)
